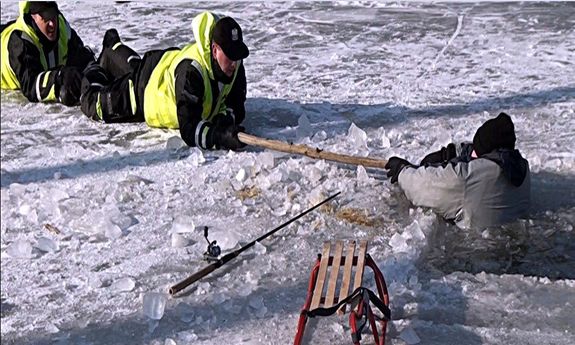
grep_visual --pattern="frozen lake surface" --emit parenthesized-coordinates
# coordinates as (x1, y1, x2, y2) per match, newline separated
(1, 2, 574, 345)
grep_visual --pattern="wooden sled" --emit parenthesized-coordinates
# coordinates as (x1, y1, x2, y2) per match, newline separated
(294, 240, 391, 345)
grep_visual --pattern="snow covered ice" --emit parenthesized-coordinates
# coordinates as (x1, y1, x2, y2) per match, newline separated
(2, 2, 575, 345)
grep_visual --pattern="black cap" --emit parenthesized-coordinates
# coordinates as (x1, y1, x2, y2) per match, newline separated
(473, 112, 516, 156)
(29, 2, 59, 18)
(212, 17, 249, 61)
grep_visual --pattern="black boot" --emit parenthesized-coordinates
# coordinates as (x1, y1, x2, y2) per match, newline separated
(98, 29, 141, 79)
(102, 28, 121, 49)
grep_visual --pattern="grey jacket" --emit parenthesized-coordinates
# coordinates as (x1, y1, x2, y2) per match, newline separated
(398, 144, 530, 229)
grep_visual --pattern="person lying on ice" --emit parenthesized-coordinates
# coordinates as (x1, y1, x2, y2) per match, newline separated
(1, 1, 95, 106)
(384, 112, 531, 229)
(79, 11, 249, 151)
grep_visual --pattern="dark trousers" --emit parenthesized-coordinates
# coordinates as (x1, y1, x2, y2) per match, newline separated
(81, 44, 144, 123)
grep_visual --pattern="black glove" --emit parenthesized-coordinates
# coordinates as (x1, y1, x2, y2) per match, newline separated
(58, 66, 82, 106)
(384, 157, 414, 184)
(214, 124, 246, 150)
(420, 143, 456, 166)
(213, 112, 235, 129)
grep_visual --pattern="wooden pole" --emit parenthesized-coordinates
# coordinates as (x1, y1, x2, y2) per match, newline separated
(238, 132, 388, 169)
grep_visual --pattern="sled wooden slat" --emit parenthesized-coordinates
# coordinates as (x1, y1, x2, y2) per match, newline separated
(353, 241, 368, 291)
(338, 241, 357, 311)
(310, 242, 331, 310)
(324, 240, 344, 307)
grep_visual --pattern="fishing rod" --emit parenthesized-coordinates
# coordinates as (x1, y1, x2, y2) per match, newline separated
(169, 191, 341, 296)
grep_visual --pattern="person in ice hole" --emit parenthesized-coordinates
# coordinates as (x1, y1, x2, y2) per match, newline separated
(385, 112, 531, 229)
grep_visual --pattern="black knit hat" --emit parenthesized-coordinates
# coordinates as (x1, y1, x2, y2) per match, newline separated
(212, 17, 249, 61)
(28, 2, 59, 18)
(473, 112, 516, 156)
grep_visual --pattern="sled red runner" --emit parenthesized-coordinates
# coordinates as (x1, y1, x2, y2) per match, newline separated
(294, 240, 391, 345)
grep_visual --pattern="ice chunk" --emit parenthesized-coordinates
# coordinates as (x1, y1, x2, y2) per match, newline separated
(237, 283, 254, 297)
(6, 239, 33, 258)
(45, 323, 60, 334)
(175, 302, 194, 323)
(256, 174, 272, 190)
(212, 292, 229, 305)
(399, 326, 421, 344)
(347, 123, 368, 149)
(19, 204, 38, 223)
(143, 292, 167, 320)
(171, 233, 189, 248)
(308, 187, 326, 206)
(177, 331, 198, 342)
(50, 188, 69, 202)
(16, 201, 28, 215)
(103, 221, 122, 240)
(195, 282, 211, 295)
(405, 220, 426, 242)
(253, 241, 267, 255)
(27, 208, 39, 223)
(165, 339, 177, 345)
(9, 183, 27, 198)
(171, 216, 195, 233)
(186, 147, 206, 166)
(166, 136, 186, 150)
(88, 276, 103, 289)
(356, 165, 369, 182)
(312, 130, 327, 143)
(307, 166, 322, 184)
(245, 271, 259, 285)
(111, 277, 136, 292)
(258, 152, 275, 169)
(103, 204, 132, 230)
(236, 168, 247, 182)
(268, 170, 283, 184)
(296, 114, 312, 139)
(389, 233, 408, 253)
(207, 227, 241, 250)
(380, 130, 391, 148)
(544, 158, 562, 170)
(35, 236, 59, 253)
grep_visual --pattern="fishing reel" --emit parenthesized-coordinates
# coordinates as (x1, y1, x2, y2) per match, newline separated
(203, 226, 221, 262)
